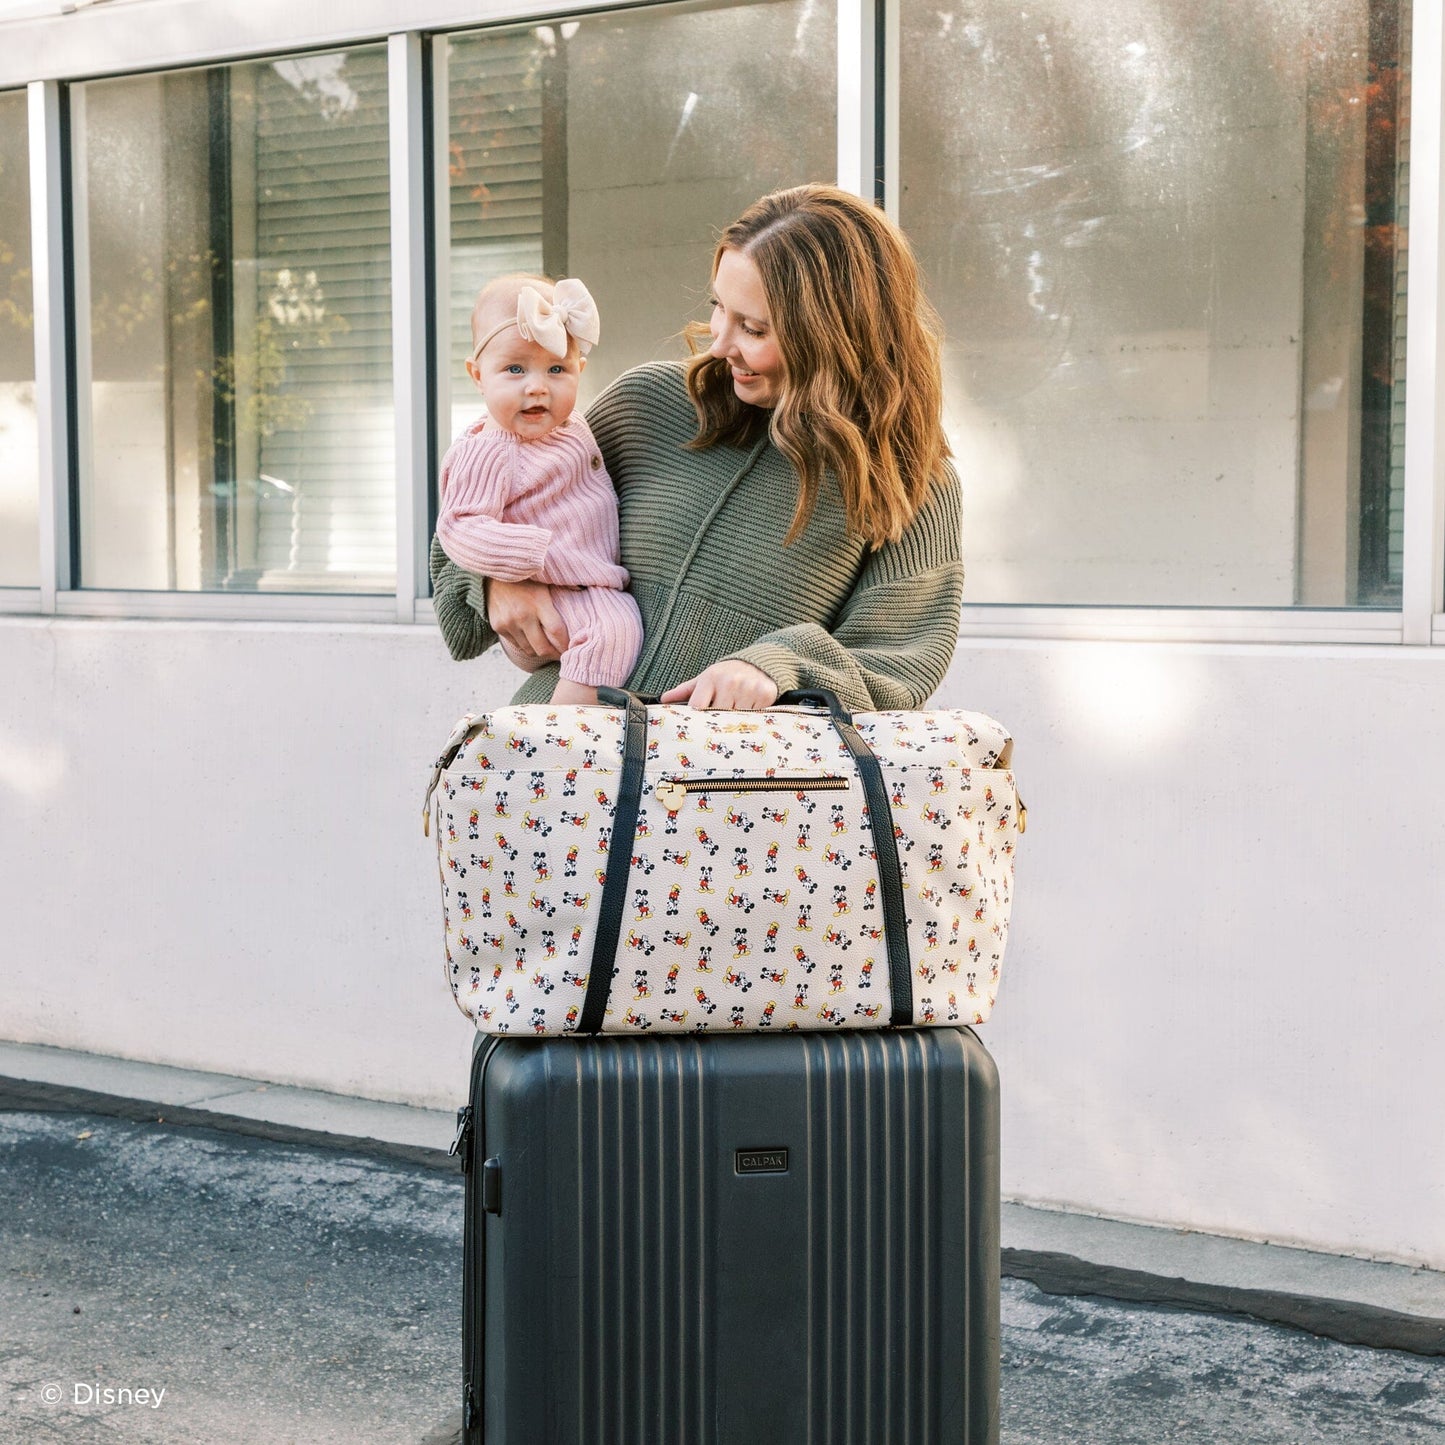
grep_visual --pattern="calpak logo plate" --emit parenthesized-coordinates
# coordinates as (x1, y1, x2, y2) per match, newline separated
(735, 1147, 789, 1175)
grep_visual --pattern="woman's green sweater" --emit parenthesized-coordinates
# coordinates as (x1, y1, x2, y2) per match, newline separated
(429, 361, 963, 712)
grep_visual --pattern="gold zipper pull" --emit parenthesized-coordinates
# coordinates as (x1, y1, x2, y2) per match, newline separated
(422, 758, 448, 836)
(655, 780, 686, 813)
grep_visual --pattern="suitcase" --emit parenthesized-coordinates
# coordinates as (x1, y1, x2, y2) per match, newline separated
(452, 1026, 1001, 1443)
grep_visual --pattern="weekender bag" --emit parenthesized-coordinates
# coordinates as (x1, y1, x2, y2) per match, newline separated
(424, 687, 1022, 1035)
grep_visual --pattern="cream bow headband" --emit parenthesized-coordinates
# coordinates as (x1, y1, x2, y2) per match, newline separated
(469, 278, 600, 364)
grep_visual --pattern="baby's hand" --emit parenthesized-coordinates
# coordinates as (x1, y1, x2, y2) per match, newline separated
(499, 639, 549, 673)
(660, 661, 778, 711)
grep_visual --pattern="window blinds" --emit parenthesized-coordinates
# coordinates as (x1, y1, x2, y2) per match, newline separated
(247, 49, 395, 591)
(238, 37, 548, 590)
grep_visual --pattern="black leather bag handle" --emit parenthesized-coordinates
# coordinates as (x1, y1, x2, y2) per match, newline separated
(774, 686, 853, 720)
(776, 688, 912, 1024)
(577, 687, 651, 1033)
(583, 686, 914, 1030)
(598, 686, 660, 707)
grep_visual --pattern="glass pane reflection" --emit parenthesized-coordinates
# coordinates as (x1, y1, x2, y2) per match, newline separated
(74, 47, 395, 593)
(441, 0, 837, 442)
(0, 90, 38, 588)
(900, 0, 1409, 607)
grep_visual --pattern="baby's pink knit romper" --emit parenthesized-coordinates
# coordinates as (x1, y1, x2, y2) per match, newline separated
(435, 416, 644, 688)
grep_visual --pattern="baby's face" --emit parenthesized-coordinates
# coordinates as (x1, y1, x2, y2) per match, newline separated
(470, 329, 582, 441)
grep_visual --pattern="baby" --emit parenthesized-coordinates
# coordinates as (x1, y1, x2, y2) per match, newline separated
(436, 274, 643, 705)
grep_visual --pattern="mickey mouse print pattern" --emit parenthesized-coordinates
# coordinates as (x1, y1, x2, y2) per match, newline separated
(424, 686, 1022, 1035)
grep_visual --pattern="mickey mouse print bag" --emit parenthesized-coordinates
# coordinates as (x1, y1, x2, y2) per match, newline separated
(424, 687, 1022, 1036)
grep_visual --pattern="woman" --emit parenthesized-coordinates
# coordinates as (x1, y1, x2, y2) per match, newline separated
(429, 183, 962, 712)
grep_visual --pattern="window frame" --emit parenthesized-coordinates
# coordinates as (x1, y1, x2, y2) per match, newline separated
(29, 77, 69, 612)
(0, 0, 1440, 643)
(1403, 0, 1445, 644)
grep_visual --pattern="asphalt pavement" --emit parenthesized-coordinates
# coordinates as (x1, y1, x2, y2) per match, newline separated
(1, 1106, 1442, 1444)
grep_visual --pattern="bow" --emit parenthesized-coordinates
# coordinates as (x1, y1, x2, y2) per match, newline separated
(516, 278, 601, 359)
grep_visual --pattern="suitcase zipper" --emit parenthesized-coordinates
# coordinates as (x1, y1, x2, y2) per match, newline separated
(450, 1105, 474, 1168)
(654, 774, 849, 813)
(461, 1040, 500, 1445)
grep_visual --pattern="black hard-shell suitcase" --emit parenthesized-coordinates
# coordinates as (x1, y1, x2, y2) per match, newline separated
(453, 1027, 1001, 1444)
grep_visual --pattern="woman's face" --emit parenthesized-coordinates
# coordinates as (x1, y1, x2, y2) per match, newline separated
(708, 248, 784, 408)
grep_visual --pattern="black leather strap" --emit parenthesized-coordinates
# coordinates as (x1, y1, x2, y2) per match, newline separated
(599, 687, 661, 706)
(577, 689, 650, 1033)
(776, 689, 913, 1025)
(775, 688, 863, 721)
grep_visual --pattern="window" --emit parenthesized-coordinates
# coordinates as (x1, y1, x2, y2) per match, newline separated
(439, 0, 838, 441)
(71, 46, 395, 593)
(6, 0, 1429, 624)
(899, 0, 1411, 608)
(0, 89, 37, 587)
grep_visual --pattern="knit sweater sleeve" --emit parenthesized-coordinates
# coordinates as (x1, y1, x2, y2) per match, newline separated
(429, 534, 496, 662)
(726, 466, 964, 712)
(435, 434, 552, 581)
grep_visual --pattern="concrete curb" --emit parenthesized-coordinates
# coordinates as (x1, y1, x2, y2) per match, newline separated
(8, 1068, 1443, 1365)
(0, 1073, 460, 1175)
(1003, 1247, 1445, 1358)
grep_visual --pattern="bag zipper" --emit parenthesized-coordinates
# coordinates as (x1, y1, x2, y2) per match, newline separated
(653, 775, 849, 814)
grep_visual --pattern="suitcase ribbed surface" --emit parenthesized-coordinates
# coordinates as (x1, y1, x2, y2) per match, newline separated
(471, 1028, 999, 1444)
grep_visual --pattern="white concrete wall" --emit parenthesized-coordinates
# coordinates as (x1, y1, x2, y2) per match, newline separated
(935, 639, 1445, 1269)
(1, 617, 1442, 1268)
(0, 617, 490, 1109)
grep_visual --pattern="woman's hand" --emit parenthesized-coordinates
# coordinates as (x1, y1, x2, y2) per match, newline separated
(487, 579, 569, 667)
(660, 660, 779, 711)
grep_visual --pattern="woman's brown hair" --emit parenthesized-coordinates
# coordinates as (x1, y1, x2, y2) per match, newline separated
(686, 184, 950, 549)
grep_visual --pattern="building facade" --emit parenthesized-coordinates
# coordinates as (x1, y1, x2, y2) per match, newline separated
(1, 0, 1440, 1267)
